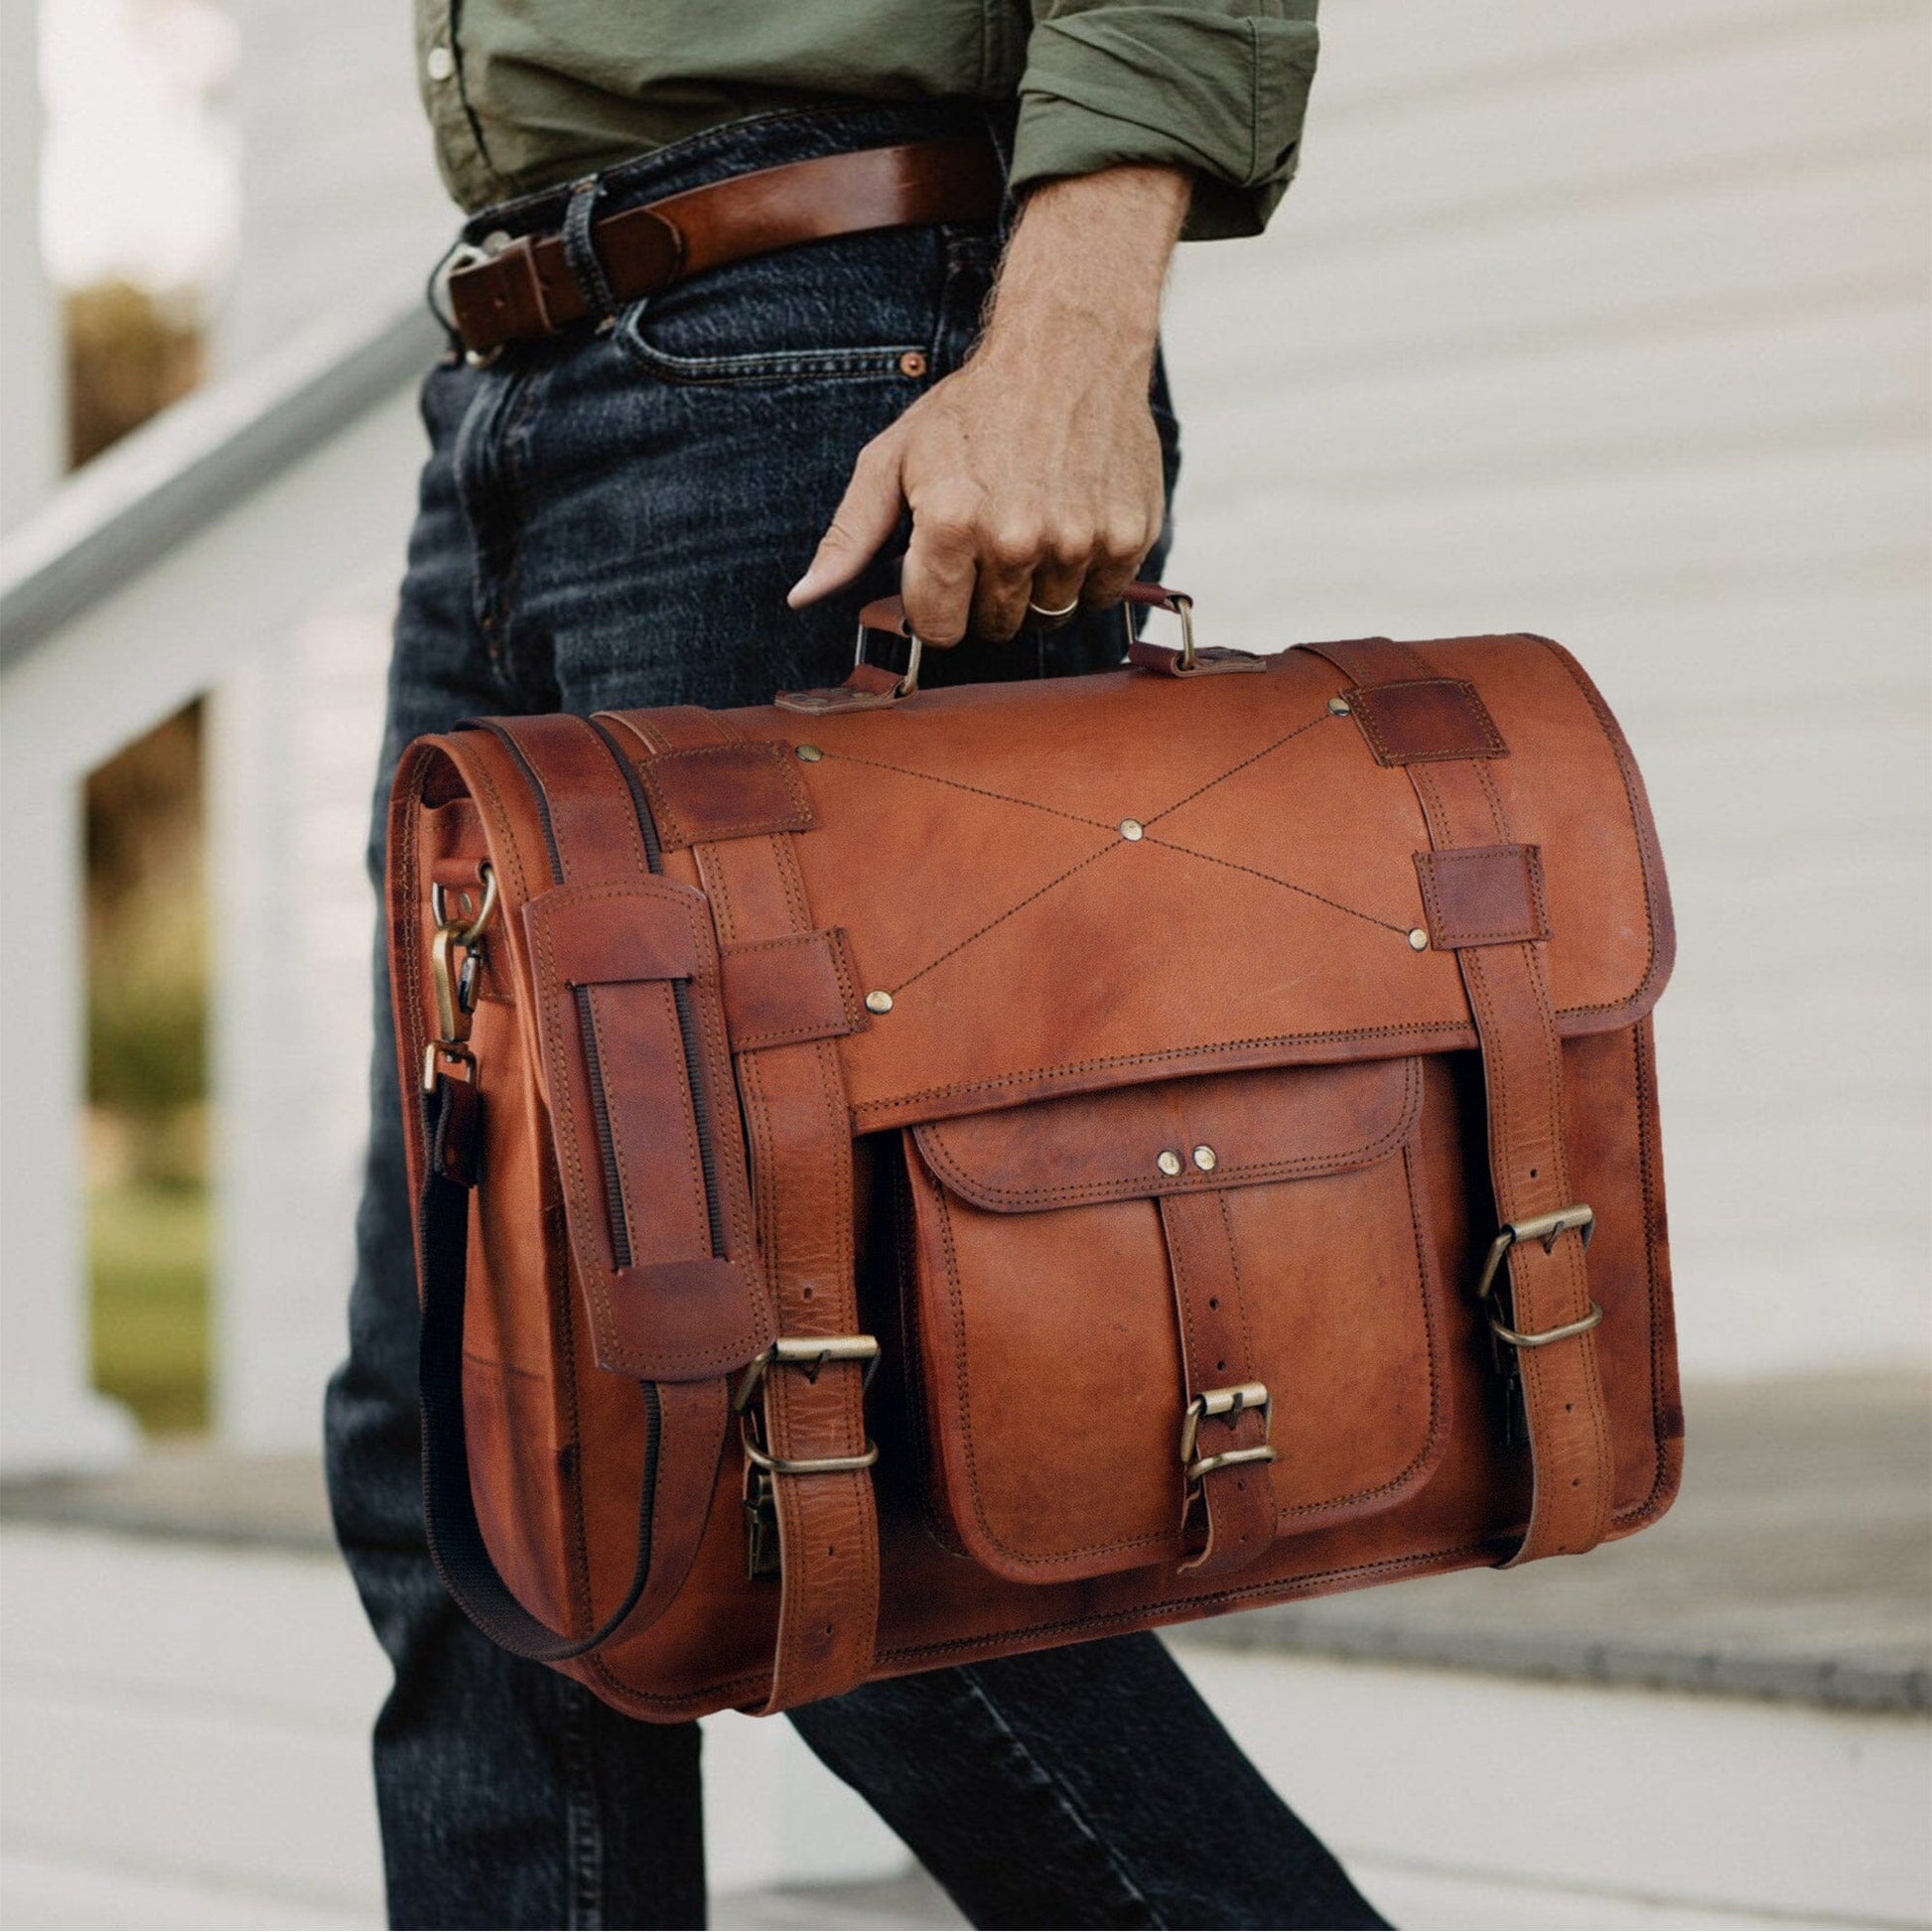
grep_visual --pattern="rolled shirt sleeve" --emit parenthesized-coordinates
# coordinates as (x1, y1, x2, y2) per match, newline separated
(1009, 0, 1319, 239)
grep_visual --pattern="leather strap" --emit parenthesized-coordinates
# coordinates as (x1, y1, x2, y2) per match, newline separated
(415, 714, 750, 1659)
(1306, 638, 1615, 1566)
(416, 1072, 725, 1658)
(450, 139, 1005, 355)
(604, 708, 881, 1713)
(1160, 1189, 1278, 1575)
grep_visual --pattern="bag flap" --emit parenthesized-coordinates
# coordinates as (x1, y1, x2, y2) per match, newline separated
(685, 633, 1671, 1131)
(912, 1057, 1421, 1214)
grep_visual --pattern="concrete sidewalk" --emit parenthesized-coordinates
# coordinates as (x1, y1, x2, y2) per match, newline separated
(3, 1375, 1927, 1929)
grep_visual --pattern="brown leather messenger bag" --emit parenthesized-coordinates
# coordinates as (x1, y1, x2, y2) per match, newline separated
(389, 588, 1683, 1719)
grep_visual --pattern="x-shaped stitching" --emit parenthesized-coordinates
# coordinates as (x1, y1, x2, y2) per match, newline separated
(813, 700, 1422, 998)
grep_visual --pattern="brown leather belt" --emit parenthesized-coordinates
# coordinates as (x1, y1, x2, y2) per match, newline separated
(446, 139, 1006, 360)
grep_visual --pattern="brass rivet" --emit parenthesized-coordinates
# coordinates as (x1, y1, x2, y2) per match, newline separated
(1328, 696, 1351, 716)
(1119, 818, 1145, 841)
(1408, 927, 1430, 951)
(1191, 1145, 1217, 1172)
(1156, 1149, 1183, 1177)
(796, 744, 823, 762)
(865, 990, 894, 1015)
(898, 349, 928, 378)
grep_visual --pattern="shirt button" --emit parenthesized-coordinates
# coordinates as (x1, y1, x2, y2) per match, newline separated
(425, 43, 456, 82)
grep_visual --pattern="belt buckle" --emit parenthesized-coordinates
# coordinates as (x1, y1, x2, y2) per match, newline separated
(735, 1336, 881, 1577)
(1474, 1204, 1600, 1347)
(1179, 1382, 1277, 1485)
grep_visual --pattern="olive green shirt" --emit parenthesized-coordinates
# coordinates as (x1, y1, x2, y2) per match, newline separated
(414, 1, 1319, 241)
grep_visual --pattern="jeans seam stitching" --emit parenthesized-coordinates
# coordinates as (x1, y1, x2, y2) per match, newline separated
(955, 1664, 1163, 1926)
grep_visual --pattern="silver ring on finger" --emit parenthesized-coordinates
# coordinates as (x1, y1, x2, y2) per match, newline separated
(1027, 595, 1080, 627)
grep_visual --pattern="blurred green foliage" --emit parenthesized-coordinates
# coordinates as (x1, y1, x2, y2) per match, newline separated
(90, 1181, 209, 1436)
(85, 705, 210, 1422)
(71, 283, 213, 1434)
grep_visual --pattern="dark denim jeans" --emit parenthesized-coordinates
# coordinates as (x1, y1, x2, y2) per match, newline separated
(326, 101, 1386, 1932)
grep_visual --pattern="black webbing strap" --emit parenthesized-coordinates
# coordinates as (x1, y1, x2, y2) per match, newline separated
(417, 1072, 661, 1662)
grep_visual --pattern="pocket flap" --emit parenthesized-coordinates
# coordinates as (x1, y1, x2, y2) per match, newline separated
(911, 1057, 1422, 1214)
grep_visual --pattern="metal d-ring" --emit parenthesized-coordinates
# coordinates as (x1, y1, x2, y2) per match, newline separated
(853, 617, 924, 698)
(432, 863, 499, 945)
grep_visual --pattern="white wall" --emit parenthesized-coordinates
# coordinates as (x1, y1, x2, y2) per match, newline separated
(1, 3, 62, 530)
(194, 0, 1932, 1439)
(215, 0, 452, 369)
(1164, 0, 1932, 1378)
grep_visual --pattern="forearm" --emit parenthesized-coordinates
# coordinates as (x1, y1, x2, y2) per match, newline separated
(977, 165, 1190, 382)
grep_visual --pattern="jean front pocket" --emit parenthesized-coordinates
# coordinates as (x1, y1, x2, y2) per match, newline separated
(616, 222, 956, 386)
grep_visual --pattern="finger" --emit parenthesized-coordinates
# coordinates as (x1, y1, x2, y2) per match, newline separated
(1081, 506, 1159, 611)
(787, 436, 904, 608)
(1025, 546, 1089, 630)
(899, 494, 980, 646)
(970, 516, 1048, 641)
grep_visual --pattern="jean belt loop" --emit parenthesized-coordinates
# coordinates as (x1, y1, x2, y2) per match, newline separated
(561, 174, 621, 334)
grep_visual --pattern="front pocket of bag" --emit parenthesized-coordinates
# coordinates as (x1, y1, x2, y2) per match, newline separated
(899, 1056, 1451, 1586)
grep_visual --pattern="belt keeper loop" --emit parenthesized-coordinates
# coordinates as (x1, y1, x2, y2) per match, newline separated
(561, 175, 621, 333)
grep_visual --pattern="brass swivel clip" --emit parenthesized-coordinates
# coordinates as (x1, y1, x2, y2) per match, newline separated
(422, 864, 498, 1091)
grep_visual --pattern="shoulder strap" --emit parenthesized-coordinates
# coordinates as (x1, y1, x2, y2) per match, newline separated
(1303, 638, 1615, 1566)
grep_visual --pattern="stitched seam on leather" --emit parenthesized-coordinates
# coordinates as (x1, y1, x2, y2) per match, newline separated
(839, 701, 1406, 993)
(874, 1537, 1507, 1670)
(584, 986, 645, 1265)
(550, 1212, 600, 1650)
(1619, 1017, 1675, 1528)
(530, 890, 761, 1374)
(814, 746, 1118, 832)
(532, 907, 609, 1369)
(1529, 635, 1668, 1023)
(1143, 706, 1333, 824)
(581, 1531, 1514, 1710)
(1417, 846, 1550, 946)
(914, 1058, 1424, 1207)
(891, 842, 1117, 995)
(722, 931, 860, 1049)
(1143, 833, 1417, 936)
(1525, 936, 1614, 1551)
(925, 1132, 1443, 1565)
(1350, 678, 1507, 764)
(1268, 1136, 1449, 1527)
(637, 744, 815, 848)
(1267, 1130, 1448, 1524)
(855, 1025, 1468, 1122)
(690, 962, 757, 1270)
(932, 1179, 1168, 1566)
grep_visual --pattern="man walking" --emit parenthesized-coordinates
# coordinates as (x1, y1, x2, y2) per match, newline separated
(329, 5, 1385, 1924)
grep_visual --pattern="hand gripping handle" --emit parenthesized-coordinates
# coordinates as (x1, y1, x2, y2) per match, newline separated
(775, 584, 1256, 716)
(855, 580, 1193, 647)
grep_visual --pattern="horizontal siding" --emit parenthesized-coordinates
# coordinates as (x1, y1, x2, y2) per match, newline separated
(1165, 0, 1930, 1377)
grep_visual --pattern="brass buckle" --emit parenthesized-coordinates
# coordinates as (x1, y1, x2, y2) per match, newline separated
(1179, 1382, 1277, 1483)
(733, 1334, 880, 1414)
(420, 1038, 476, 1093)
(735, 1336, 881, 1578)
(1474, 1204, 1601, 1348)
